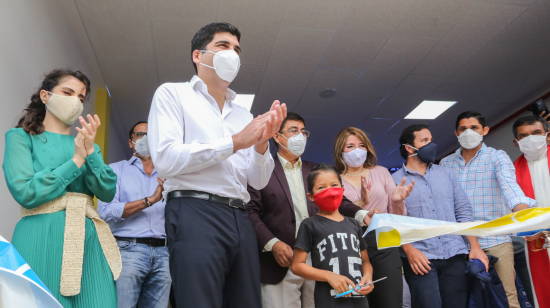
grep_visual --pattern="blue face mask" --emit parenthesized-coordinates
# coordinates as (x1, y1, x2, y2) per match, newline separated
(404, 142, 437, 165)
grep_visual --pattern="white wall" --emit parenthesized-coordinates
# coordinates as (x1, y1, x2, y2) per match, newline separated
(484, 97, 550, 162)
(0, 0, 109, 241)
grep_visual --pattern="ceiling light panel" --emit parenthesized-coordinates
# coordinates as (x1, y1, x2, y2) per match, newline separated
(404, 100, 457, 119)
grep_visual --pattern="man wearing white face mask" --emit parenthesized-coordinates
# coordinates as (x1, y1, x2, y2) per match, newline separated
(148, 22, 287, 308)
(513, 115, 550, 206)
(247, 113, 373, 308)
(512, 115, 550, 307)
(440, 111, 537, 308)
(98, 121, 170, 308)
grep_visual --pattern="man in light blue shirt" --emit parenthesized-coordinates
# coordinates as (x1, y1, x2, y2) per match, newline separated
(98, 121, 169, 308)
(440, 111, 537, 308)
(392, 124, 487, 308)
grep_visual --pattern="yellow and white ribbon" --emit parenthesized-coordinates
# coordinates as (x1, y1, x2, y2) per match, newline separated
(366, 207, 550, 249)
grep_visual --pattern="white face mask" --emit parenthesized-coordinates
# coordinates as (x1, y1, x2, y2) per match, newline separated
(199, 50, 240, 82)
(457, 129, 484, 150)
(278, 132, 307, 157)
(342, 148, 368, 168)
(516, 133, 548, 159)
(44, 91, 83, 125)
(132, 135, 151, 157)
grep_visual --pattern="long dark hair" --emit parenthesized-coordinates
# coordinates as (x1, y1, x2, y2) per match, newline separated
(16, 69, 91, 135)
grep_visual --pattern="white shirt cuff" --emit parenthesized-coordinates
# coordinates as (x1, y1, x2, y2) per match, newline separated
(252, 143, 271, 165)
(263, 238, 280, 252)
(355, 210, 369, 227)
(217, 136, 235, 160)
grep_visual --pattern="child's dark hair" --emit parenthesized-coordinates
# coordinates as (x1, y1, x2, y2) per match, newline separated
(307, 163, 343, 194)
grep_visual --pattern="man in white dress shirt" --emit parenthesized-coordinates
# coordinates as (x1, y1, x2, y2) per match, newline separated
(147, 22, 287, 308)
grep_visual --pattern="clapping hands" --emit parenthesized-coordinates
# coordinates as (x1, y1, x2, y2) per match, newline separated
(232, 100, 287, 154)
(72, 114, 101, 168)
(358, 175, 371, 208)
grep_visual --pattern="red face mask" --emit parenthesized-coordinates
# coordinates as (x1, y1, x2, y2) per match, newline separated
(313, 187, 344, 212)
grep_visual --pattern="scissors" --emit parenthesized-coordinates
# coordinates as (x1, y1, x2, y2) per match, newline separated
(334, 277, 387, 298)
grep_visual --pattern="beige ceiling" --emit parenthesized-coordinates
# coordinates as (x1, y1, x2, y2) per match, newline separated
(74, 0, 550, 167)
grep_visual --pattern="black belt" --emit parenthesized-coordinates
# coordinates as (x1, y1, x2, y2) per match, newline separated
(166, 190, 246, 210)
(115, 237, 166, 247)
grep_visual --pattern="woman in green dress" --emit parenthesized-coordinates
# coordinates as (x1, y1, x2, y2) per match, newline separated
(3, 69, 119, 307)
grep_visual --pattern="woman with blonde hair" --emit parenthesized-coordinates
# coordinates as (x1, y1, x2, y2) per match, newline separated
(333, 127, 413, 308)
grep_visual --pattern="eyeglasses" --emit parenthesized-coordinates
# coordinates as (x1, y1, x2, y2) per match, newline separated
(279, 129, 310, 138)
(132, 132, 147, 139)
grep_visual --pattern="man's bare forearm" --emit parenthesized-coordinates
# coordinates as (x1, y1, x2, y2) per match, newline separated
(122, 198, 151, 218)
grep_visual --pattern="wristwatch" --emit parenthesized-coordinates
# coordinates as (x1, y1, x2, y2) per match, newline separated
(143, 197, 152, 207)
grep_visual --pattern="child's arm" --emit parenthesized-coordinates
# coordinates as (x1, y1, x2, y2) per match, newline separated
(356, 250, 374, 295)
(292, 248, 358, 297)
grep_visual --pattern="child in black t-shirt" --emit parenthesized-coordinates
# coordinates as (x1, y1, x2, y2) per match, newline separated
(292, 164, 373, 308)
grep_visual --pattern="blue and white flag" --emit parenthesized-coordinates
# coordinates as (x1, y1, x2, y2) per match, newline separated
(0, 235, 62, 308)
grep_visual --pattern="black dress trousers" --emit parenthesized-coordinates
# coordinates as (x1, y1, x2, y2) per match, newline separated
(165, 197, 261, 308)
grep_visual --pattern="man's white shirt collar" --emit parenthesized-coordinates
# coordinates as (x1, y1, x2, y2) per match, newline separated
(189, 75, 237, 103)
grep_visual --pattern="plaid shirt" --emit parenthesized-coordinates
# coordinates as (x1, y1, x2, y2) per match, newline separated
(440, 143, 537, 249)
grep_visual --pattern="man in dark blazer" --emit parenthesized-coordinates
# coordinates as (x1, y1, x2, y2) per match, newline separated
(247, 112, 371, 308)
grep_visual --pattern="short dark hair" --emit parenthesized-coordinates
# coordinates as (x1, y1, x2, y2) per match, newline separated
(399, 124, 430, 159)
(307, 163, 342, 194)
(129, 121, 148, 139)
(513, 115, 548, 139)
(280, 112, 306, 132)
(276, 112, 306, 147)
(455, 111, 485, 130)
(191, 22, 241, 73)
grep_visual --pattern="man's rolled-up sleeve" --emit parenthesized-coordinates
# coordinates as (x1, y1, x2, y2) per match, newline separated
(97, 163, 126, 223)
(494, 151, 537, 209)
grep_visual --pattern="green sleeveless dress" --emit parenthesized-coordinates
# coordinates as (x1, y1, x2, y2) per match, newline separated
(3, 128, 118, 308)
